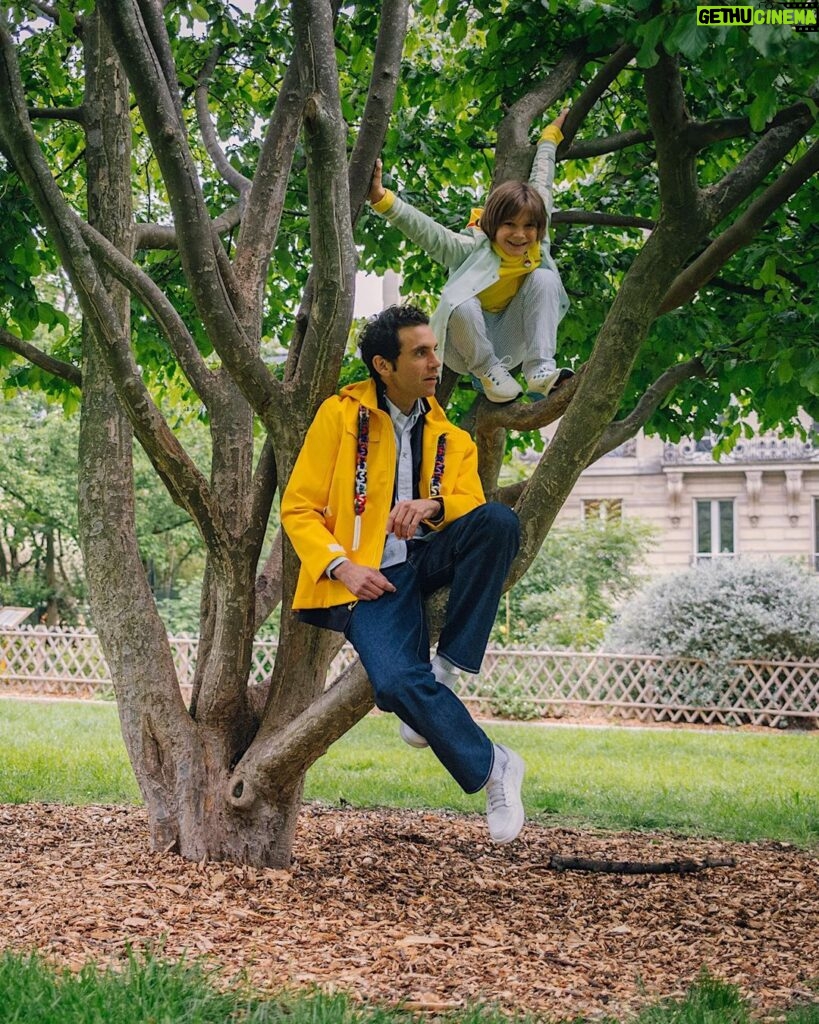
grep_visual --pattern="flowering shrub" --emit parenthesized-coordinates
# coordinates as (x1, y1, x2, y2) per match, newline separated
(605, 560, 819, 719)
(606, 559, 819, 662)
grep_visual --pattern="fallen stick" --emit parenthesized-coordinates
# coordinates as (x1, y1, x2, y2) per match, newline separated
(548, 855, 736, 874)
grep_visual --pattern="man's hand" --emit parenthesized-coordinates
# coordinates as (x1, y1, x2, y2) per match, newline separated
(369, 158, 386, 205)
(332, 560, 396, 600)
(387, 498, 442, 540)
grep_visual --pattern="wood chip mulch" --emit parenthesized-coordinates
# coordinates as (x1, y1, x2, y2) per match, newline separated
(1, 803, 817, 1020)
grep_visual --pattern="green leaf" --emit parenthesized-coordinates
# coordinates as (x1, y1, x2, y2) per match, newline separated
(758, 256, 777, 286)
(799, 359, 819, 396)
(634, 16, 666, 68)
(451, 15, 468, 45)
(664, 16, 710, 59)
(748, 92, 775, 132)
(748, 24, 785, 58)
(777, 356, 794, 384)
(58, 7, 76, 37)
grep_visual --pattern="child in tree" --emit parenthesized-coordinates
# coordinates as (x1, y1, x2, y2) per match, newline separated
(368, 110, 573, 403)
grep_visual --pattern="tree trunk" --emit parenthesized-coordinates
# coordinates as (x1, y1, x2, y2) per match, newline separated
(74, 11, 305, 866)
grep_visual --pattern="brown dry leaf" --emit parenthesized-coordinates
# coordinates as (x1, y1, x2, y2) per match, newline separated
(0, 804, 817, 1021)
(395, 935, 450, 949)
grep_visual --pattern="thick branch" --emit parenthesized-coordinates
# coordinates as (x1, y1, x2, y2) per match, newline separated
(98, 1, 249, 348)
(475, 371, 581, 433)
(494, 44, 588, 183)
(195, 44, 252, 196)
(561, 129, 652, 162)
(229, 657, 374, 807)
(347, 0, 409, 224)
(559, 44, 637, 151)
(254, 528, 283, 630)
(134, 204, 242, 251)
(284, 0, 356, 408)
(0, 326, 82, 387)
(548, 855, 736, 875)
(702, 88, 817, 226)
(662, 138, 819, 313)
(286, 0, 407, 392)
(29, 1, 59, 21)
(136, 0, 184, 122)
(683, 102, 816, 151)
(511, 208, 707, 590)
(644, 51, 700, 218)
(552, 210, 654, 230)
(30, 106, 85, 124)
(233, 56, 303, 310)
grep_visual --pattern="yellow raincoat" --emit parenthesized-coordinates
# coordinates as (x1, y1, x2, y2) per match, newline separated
(281, 378, 485, 611)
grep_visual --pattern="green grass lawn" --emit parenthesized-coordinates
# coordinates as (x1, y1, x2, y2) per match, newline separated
(0, 951, 817, 1024)
(1, 696, 816, 846)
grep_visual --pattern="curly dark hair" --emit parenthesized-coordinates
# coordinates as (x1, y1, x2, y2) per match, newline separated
(358, 304, 430, 379)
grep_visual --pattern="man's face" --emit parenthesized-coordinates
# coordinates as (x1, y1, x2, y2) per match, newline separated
(376, 324, 441, 413)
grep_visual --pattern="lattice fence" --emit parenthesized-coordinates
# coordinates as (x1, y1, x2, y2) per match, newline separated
(1, 625, 817, 726)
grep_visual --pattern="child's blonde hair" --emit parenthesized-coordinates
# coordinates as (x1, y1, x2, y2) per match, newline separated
(479, 181, 547, 242)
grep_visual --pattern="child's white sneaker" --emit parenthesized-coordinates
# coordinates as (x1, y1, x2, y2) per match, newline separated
(525, 366, 574, 399)
(478, 360, 523, 403)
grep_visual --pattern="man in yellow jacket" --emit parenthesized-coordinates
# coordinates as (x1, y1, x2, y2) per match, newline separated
(281, 305, 525, 844)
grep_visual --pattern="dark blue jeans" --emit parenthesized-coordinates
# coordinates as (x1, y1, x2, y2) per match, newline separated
(345, 502, 520, 793)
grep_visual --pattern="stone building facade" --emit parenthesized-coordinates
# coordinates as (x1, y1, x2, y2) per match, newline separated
(551, 429, 819, 575)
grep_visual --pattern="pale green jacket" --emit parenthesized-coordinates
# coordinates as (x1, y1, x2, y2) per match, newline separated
(375, 138, 570, 365)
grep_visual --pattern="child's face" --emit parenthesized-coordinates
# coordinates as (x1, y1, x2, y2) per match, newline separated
(492, 211, 540, 258)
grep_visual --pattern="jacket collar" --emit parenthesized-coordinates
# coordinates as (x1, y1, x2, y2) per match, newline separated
(340, 377, 434, 418)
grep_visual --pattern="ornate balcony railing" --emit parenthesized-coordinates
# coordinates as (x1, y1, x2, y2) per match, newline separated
(663, 435, 818, 465)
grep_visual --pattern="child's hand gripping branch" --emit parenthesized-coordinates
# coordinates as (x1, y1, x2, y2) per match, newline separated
(368, 105, 573, 403)
(369, 158, 387, 206)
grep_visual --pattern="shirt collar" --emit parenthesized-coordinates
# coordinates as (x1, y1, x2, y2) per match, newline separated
(385, 395, 424, 431)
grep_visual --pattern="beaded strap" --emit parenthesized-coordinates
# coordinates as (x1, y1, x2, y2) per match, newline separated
(430, 433, 447, 497)
(352, 405, 370, 551)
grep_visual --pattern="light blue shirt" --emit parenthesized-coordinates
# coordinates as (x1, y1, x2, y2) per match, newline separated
(380, 396, 424, 569)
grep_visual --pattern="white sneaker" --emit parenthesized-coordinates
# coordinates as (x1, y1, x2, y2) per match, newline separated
(399, 656, 459, 749)
(399, 720, 429, 748)
(525, 366, 574, 399)
(485, 744, 525, 844)
(477, 360, 523, 403)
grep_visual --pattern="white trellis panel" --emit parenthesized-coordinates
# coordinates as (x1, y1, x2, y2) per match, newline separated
(1, 626, 817, 727)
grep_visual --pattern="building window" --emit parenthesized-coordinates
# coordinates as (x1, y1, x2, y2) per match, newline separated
(695, 499, 735, 561)
(582, 498, 623, 523)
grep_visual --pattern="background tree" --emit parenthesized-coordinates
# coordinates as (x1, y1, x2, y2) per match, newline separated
(0, 0, 816, 867)
(0, 396, 85, 623)
(493, 516, 657, 651)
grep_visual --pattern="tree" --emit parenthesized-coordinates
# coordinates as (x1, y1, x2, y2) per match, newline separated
(0, 0, 816, 866)
(493, 516, 656, 650)
(0, 395, 85, 623)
